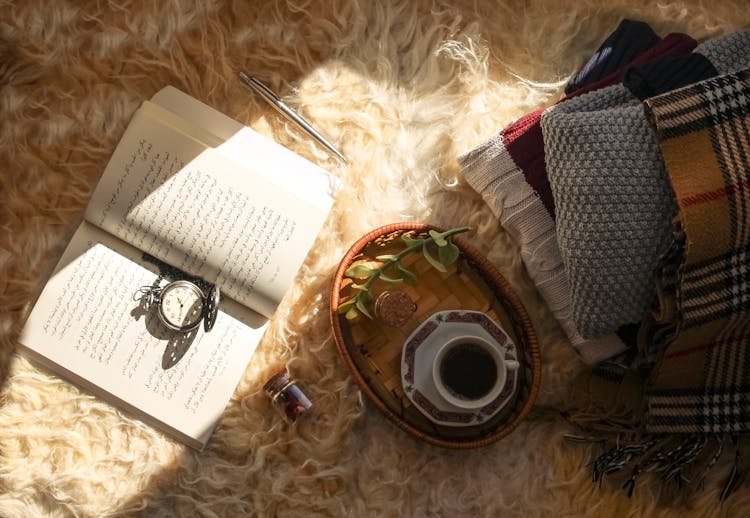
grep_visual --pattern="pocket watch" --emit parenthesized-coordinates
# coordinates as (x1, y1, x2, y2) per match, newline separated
(136, 278, 220, 333)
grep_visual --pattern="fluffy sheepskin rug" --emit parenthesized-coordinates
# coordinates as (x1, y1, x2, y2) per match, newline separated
(1, 1, 750, 516)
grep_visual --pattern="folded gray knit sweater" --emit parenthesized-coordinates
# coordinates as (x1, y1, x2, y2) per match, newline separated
(541, 29, 750, 338)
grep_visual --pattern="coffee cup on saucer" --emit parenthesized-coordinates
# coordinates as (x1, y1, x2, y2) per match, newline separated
(401, 310, 522, 427)
(432, 335, 519, 410)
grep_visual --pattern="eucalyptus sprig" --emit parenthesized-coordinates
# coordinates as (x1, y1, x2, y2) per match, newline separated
(337, 226, 471, 320)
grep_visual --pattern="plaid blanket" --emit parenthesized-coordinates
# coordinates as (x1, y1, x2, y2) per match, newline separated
(644, 68, 750, 434)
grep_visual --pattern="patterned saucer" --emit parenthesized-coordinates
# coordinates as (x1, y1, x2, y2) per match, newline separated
(401, 310, 519, 427)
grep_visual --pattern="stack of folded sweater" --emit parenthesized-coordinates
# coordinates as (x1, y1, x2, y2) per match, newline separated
(461, 22, 750, 443)
(459, 21, 750, 366)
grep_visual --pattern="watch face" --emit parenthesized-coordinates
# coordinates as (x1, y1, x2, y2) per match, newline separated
(158, 281, 204, 331)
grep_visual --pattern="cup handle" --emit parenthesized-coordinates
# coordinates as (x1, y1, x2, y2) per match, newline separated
(505, 358, 520, 371)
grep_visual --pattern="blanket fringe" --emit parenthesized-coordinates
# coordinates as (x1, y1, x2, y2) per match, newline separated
(564, 431, 744, 501)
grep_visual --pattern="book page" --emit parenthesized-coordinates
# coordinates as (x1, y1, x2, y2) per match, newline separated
(150, 86, 340, 211)
(19, 222, 268, 449)
(84, 104, 331, 318)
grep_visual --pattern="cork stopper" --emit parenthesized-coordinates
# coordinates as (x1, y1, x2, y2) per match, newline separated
(263, 370, 293, 398)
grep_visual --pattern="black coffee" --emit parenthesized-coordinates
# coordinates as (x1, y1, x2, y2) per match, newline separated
(439, 343, 497, 400)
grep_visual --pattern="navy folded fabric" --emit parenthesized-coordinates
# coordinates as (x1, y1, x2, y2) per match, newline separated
(565, 19, 661, 94)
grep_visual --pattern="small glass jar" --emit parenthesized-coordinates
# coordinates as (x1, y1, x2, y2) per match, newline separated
(263, 370, 312, 422)
(374, 289, 417, 327)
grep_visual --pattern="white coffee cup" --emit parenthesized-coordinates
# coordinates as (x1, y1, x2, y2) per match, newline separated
(432, 334, 519, 410)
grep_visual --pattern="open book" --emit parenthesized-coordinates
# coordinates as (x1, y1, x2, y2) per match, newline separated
(18, 86, 338, 450)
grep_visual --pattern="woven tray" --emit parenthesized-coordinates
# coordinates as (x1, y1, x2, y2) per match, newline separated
(330, 223, 541, 449)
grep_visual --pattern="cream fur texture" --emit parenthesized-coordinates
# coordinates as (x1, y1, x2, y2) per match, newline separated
(1, 1, 749, 516)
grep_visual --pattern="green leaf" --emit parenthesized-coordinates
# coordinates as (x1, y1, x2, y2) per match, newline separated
(422, 245, 447, 272)
(355, 297, 373, 319)
(351, 283, 368, 291)
(345, 308, 359, 320)
(379, 273, 404, 284)
(345, 263, 376, 279)
(429, 229, 447, 247)
(375, 254, 398, 261)
(401, 234, 425, 248)
(438, 241, 460, 266)
(337, 299, 356, 314)
(397, 264, 418, 284)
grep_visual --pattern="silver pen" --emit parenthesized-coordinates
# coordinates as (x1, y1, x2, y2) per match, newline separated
(239, 71, 348, 163)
